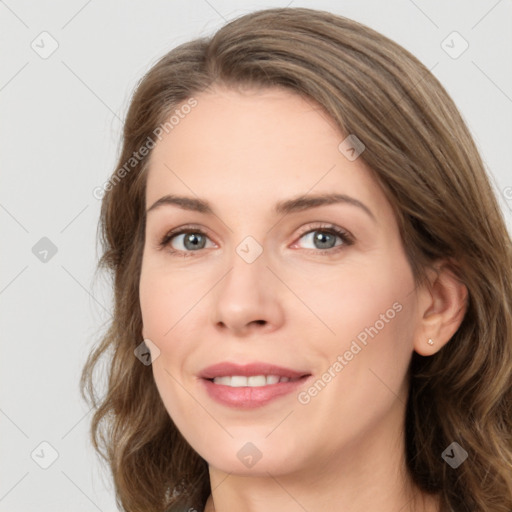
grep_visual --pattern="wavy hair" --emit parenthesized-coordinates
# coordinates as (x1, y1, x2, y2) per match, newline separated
(81, 7, 512, 512)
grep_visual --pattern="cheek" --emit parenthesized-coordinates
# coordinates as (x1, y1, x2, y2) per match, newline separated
(305, 250, 416, 405)
(139, 258, 207, 342)
(293, 248, 418, 421)
(139, 259, 211, 403)
(290, 260, 416, 448)
(291, 250, 415, 348)
(139, 262, 202, 438)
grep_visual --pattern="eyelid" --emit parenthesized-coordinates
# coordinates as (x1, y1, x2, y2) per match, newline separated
(293, 223, 354, 245)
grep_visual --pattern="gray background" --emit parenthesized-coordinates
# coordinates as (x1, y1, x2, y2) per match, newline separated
(1, 1, 511, 510)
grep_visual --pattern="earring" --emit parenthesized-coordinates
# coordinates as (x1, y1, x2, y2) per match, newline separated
(427, 338, 434, 346)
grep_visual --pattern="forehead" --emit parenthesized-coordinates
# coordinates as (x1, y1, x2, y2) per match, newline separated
(145, 86, 390, 220)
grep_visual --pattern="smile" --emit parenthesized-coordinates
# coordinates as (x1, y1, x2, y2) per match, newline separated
(199, 362, 312, 408)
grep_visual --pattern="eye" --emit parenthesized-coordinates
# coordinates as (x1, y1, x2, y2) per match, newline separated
(158, 225, 215, 256)
(293, 224, 354, 254)
(158, 223, 354, 257)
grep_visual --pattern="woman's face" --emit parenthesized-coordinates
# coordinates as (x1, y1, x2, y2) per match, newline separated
(139, 85, 422, 477)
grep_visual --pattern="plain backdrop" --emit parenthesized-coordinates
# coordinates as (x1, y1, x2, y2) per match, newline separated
(1, 1, 511, 510)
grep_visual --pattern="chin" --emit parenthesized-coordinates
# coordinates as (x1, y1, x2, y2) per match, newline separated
(191, 434, 305, 477)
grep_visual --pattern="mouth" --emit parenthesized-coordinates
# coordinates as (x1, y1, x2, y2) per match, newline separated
(199, 362, 312, 408)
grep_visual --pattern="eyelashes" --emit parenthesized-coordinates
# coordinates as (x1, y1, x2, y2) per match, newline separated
(157, 223, 355, 258)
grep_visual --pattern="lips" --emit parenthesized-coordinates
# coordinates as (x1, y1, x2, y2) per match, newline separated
(199, 362, 312, 409)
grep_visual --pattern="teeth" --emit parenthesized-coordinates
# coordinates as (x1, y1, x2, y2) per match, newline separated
(230, 376, 248, 387)
(213, 376, 232, 386)
(211, 375, 294, 387)
(248, 375, 267, 387)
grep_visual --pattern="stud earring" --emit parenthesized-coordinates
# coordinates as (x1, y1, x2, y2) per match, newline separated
(427, 338, 434, 346)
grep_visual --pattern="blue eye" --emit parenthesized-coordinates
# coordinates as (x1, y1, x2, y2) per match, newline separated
(296, 227, 350, 251)
(160, 230, 214, 254)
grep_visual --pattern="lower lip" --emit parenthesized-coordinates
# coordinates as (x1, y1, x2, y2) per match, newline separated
(201, 376, 311, 409)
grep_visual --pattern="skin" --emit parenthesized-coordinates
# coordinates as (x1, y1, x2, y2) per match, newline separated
(139, 85, 467, 512)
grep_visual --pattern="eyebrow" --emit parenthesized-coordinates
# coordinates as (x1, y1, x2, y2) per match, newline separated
(146, 193, 376, 221)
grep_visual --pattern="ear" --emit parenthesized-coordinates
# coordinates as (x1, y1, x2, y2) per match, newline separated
(413, 261, 468, 356)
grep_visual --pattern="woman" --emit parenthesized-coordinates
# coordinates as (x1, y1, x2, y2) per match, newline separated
(81, 7, 512, 512)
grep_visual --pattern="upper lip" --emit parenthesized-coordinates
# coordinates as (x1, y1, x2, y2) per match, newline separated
(199, 362, 310, 380)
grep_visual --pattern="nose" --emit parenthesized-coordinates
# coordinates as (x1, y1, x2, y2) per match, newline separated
(211, 245, 285, 336)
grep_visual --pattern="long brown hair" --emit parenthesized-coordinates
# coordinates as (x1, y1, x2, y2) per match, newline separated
(81, 7, 512, 512)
